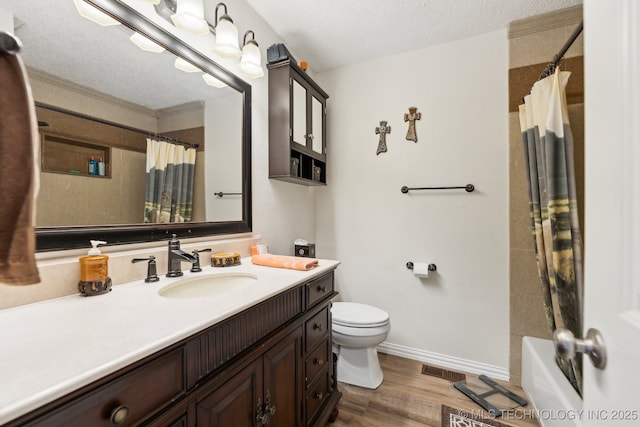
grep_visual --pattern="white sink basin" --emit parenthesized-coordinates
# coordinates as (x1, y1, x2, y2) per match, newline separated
(158, 272, 257, 299)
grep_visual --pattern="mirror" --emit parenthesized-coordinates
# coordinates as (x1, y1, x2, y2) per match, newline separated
(7, 0, 252, 251)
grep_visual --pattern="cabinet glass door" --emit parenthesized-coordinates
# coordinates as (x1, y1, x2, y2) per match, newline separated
(311, 96, 324, 154)
(292, 79, 307, 147)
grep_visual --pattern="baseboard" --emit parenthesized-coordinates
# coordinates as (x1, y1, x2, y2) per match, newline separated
(377, 342, 510, 381)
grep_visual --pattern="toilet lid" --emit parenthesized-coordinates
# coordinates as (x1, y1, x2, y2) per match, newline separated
(332, 302, 389, 327)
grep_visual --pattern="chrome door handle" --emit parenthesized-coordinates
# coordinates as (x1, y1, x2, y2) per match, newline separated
(553, 327, 607, 369)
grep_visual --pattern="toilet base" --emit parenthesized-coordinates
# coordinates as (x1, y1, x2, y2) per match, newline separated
(336, 346, 383, 389)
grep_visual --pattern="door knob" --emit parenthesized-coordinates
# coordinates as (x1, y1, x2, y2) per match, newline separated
(553, 327, 607, 369)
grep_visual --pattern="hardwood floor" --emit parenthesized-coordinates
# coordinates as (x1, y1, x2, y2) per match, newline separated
(329, 353, 540, 427)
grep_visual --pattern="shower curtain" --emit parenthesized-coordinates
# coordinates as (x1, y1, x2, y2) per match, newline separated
(144, 138, 196, 223)
(518, 68, 583, 396)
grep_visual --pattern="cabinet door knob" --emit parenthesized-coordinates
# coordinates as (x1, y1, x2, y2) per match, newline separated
(314, 358, 324, 365)
(256, 398, 268, 425)
(265, 389, 277, 416)
(315, 392, 324, 400)
(313, 323, 323, 331)
(317, 285, 326, 293)
(109, 405, 130, 425)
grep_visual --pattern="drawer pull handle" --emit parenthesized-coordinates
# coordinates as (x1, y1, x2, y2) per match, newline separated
(109, 405, 130, 425)
(314, 358, 324, 365)
(315, 392, 324, 400)
(317, 285, 327, 293)
(313, 323, 323, 331)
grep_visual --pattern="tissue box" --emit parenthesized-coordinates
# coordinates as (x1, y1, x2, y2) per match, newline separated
(294, 243, 315, 258)
(267, 43, 296, 64)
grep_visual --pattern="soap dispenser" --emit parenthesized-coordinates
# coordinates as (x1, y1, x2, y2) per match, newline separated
(78, 240, 112, 296)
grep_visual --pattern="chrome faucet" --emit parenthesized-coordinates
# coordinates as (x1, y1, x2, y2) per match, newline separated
(167, 234, 197, 277)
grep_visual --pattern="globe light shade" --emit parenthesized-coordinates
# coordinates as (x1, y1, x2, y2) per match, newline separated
(130, 32, 165, 53)
(73, 0, 120, 26)
(213, 16, 241, 58)
(175, 57, 201, 73)
(202, 74, 227, 88)
(239, 40, 264, 78)
(171, 0, 209, 35)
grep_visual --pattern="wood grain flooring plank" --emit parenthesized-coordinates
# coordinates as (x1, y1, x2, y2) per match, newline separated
(328, 353, 539, 427)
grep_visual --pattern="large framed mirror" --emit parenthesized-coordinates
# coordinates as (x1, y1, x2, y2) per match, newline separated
(8, 0, 252, 251)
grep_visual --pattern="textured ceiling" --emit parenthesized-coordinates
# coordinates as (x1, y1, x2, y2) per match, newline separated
(245, 0, 583, 72)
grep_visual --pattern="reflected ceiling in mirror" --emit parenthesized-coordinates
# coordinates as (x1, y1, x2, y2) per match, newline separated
(6, 0, 252, 250)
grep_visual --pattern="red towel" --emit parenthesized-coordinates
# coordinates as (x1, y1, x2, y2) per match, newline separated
(251, 254, 318, 271)
(0, 52, 40, 285)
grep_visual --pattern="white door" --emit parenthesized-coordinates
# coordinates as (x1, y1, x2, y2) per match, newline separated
(583, 0, 640, 422)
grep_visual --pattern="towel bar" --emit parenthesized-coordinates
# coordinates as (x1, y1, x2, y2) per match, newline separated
(401, 184, 474, 193)
(214, 192, 242, 197)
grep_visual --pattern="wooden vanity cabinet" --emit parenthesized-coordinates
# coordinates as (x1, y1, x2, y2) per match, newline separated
(195, 328, 302, 426)
(8, 270, 339, 427)
(12, 348, 185, 427)
(268, 58, 329, 185)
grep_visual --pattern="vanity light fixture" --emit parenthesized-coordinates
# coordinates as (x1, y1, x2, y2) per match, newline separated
(238, 30, 264, 78)
(73, 0, 120, 26)
(130, 32, 165, 53)
(202, 73, 227, 88)
(171, 0, 209, 35)
(153, 0, 264, 78)
(211, 3, 241, 59)
(175, 57, 201, 72)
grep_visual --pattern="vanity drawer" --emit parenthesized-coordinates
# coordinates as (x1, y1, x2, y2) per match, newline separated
(305, 370, 331, 426)
(305, 273, 334, 308)
(305, 339, 330, 388)
(29, 349, 184, 427)
(305, 306, 329, 352)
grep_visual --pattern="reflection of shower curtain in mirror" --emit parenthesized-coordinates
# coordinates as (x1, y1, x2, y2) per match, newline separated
(144, 138, 196, 223)
(519, 68, 583, 396)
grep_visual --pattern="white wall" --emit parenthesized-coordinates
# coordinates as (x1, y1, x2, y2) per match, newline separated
(315, 30, 510, 371)
(0, 5, 12, 33)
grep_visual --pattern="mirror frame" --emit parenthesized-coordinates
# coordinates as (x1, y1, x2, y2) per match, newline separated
(36, 0, 252, 251)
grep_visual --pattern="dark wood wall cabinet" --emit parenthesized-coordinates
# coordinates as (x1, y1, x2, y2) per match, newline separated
(7, 271, 340, 427)
(268, 59, 329, 186)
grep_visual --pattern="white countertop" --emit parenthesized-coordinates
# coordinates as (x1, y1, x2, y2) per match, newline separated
(0, 257, 339, 425)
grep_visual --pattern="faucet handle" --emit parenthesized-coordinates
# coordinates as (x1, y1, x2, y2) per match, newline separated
(131, 256, 160, 283)
(190, 248, 212, 273)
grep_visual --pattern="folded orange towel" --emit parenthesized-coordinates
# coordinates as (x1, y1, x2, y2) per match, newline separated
(251, 254, 318, 271)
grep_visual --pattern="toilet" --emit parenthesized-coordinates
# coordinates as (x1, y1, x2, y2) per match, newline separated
(331, 302, 391, 389)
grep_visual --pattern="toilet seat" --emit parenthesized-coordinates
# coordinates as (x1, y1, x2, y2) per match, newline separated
(332, 302, 389, 328)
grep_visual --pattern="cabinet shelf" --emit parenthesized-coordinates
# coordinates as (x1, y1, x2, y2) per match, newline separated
(268, 58, 329, 186)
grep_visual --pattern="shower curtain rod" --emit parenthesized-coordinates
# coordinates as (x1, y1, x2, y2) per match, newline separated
(35, 102, 199, 149)
(537, 21, 584, 81)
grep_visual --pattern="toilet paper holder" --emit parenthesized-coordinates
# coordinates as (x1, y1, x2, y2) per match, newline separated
(406, 262, 437, 272)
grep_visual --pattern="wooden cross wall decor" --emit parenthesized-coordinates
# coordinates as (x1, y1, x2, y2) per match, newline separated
(375, 121, 391, 155)
(404, 107, 421, 142)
